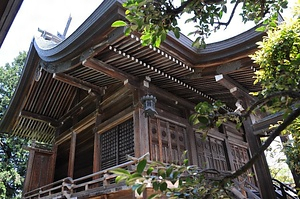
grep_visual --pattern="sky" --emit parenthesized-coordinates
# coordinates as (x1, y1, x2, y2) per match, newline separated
(0, 0, 103, 66)
(0, 0, 296, 66)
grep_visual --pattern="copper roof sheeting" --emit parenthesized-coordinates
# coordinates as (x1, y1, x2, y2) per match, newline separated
(0, 0, 263, 143)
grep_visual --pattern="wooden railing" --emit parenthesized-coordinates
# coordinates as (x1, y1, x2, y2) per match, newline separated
(23, 155, 272, 199)
(23, 160, 139, 199)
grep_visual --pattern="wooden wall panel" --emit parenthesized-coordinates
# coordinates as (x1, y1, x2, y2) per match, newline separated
(23, 150, 54, 192)
(149, 117, 187, 164)
(195, 133, 228, 171)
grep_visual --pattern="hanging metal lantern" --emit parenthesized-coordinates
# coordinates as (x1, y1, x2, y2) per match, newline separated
(141, 94, 157, 117)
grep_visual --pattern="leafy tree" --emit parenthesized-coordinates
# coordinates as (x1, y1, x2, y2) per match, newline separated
(111, 0, 300, 197)
(0, 51, 29, 199)
(112, 0, 288, 47)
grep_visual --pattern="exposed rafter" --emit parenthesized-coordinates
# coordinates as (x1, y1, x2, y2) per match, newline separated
(20, 110, 59, 127)
(83, 57, 196, 110)
(58, 93, 97, 124)
(53, 73, 103, 94)
(215, 74, 256, 103)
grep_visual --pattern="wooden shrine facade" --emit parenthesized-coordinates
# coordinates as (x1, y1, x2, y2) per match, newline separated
(22, 84, 253, 198)
(0, 0, 277, 198)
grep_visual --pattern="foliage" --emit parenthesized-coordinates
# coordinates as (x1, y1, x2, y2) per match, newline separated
(111, 0, 300, 197)
(112, 156, 232, 199)
(112, 0, 288, 47)
(0, 51, 29, 199)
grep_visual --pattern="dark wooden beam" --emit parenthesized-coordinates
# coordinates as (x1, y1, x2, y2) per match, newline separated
(53, 73, 103, 94)
(68, 131, 76, 178)
(243, 118, 277, 198)
(58, 93, 97, 124)
(101, 86, 131, 109)
(82, 58, 139, 84)
(55, 112, 96, 145)
(20, 110, 59, 127)
(215, 74, 256, 103)
(83, 58, 195, 111)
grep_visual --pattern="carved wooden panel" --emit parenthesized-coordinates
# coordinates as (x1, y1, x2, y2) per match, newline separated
(101, 119, 134, 170)
(230, 143, 255, 183)
(195, 134, 228, 171)
(149, 118, 186, 164)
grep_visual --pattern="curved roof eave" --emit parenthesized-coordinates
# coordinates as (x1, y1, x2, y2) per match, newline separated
(161, 25, 264, 65)
(32, 0, 264, 71)
(0, 40, 39, 133)
(34, 0, 125, 71)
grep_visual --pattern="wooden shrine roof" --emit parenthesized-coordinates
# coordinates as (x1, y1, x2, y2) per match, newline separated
(0, 0, 23, 48)
(0, 0, 263, 143)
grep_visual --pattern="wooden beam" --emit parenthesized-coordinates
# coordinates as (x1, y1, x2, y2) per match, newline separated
(68, 131, 76, 178)
(101, 86, 131, 109)
(215, 74, 256, 102)
(53, 73, 103, 94)
(95, 106, 134, 134)
(82, 58, 138, 84)
(83, 57, 195, 110)
(20, 110, 59, 127)
(243, 118, 277, 198)
(55, 111, 96, 145)
(58, 93, 97, 124)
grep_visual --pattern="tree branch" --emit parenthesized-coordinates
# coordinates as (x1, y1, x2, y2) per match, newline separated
(217, 0, 240, 28)
(223, 106, 300, 181)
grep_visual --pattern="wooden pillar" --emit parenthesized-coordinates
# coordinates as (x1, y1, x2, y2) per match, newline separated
(133, 89, 150, 158)
(68, 131, 76, 178)
(93, 97, 103, 175)
(23, 148, 35, 193)
(243, 118, 277, 199)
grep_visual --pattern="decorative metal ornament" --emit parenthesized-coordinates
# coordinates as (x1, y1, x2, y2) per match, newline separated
(141, 94, 157, 117)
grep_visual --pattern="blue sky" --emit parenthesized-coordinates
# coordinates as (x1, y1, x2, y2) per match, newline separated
(0, 0, 296, 66)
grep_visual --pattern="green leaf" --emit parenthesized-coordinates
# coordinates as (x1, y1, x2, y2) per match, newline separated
(198, 116, 209, 125)
(115, 175, 127, 183)
(137, 183, 147, 195)
(148, 193, 160, 199)
(160, 182, 168, 192)
(147, 167, 154, 175)
(153, 181, 160, 191)
(166, 166, 173, 177)
(111, 20, 127, 27)
(173, 27, 180, 39)
(111, 168, 131, 176)
(137, 159, 147, 174)
(256, 25, 266, 32)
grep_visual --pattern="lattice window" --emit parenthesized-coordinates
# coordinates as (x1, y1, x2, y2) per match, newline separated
(195, 134, 228, 171)
(101, 119, 134, 170)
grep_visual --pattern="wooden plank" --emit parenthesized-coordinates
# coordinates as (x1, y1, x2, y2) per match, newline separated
(23, 149, 35, 193)
(68, 131, 76, 178)
(100, 86, 131, 110)
(55, 111, 96, 145)
(53, 72, 103, 94)
(95, 106, 134, 134)
(58, 93, 97, 124)
(20, 110, 59, 127)
(82, 58, 138, 83)
(215, 74, 256, 103)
